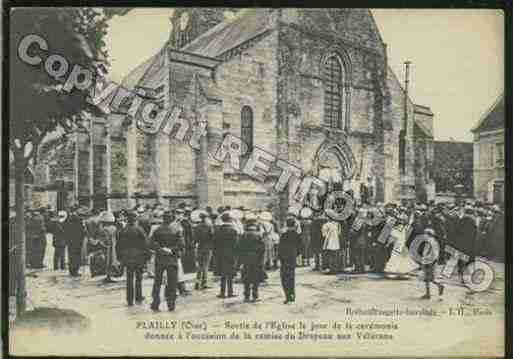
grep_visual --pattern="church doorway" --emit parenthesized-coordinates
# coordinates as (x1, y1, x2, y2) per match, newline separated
(313, 142, 357, 193)
(318, 150, 346, 191)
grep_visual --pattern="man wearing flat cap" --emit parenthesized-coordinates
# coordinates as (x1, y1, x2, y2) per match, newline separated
(215, 212, 238, 298)
(174, 208, 191, 296)
(180, 207, 195, 274)
(150, 210, 185, 312)
(194, 212, 214, 290)
(117, 211, 150, 306)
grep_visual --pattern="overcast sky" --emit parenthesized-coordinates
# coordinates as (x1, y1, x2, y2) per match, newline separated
(105, 9, 504, 142)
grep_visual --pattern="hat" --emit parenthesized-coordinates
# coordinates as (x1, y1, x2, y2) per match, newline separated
(258, 211, 273, 222)
(184, 206, 193, 213)
(126, 211, 138, 221)
(464, 206, 474, 214)
(245, 212, 258, 222)
(191, 209, 208, 222)
(174, 208, 185, 214)
(58, 210, 68, 222)
(424, 228, 435, 236)
(286, 218, 296, 229)
(151, 216, 163, 224)
(137, 207, 145, 213)
(230, 209, 243, 220)
(397, 213, 408, 223)
(99, 211, 115, 223)
(221, 212, 231, 223)
(151, 209, 163, 223)
(287, 206, 300, 217)
(300, 207, 313, 219)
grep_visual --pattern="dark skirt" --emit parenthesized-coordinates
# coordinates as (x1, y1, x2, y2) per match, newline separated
(218, 255, 237, 277)
(422, 263, 435, 282)
(241, 263, 264, 283)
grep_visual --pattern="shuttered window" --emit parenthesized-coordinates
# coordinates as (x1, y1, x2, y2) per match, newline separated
(241, 106, 253, 155)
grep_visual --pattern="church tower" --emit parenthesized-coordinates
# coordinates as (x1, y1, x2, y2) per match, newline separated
(168, 8, 234, 49)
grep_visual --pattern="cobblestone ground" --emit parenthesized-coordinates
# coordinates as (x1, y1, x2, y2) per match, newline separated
(10, 244, 505, 357)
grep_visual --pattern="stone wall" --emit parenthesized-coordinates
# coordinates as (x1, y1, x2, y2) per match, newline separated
(277, 13, 389, 205)
(473, 131, 504, 201)
(213, 29, 279, 208)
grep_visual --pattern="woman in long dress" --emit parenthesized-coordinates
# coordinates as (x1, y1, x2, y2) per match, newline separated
(98, 211, 120, 283)
(384, 214, 418, 279)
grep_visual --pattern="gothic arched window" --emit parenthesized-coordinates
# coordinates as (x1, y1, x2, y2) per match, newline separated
(241, 106, 253, 155)
(323, 55, 344, 129)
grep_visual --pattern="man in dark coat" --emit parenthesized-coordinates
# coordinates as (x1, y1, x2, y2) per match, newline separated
(50, 211, 68, 270)
(194, 212, 214, 290)
(237, 218, 265, 302)
(444, 205, 459, 252)
(368, 212, 387, 273)
(279, 218, 302, 304)
(406, 205, 430, 248)
(215, 212, 238, 298)
(430, 206, 447, 265)
(455, 206, 478, 281)
(27, 209, 47, 269)
(150, 210, 185, 312)
(65, 208, 86, 277)
(487, 208, 504, 261)
(180, 208, 195, 273)
(137, 208, 151, 236)
(117, 211, 149, 306)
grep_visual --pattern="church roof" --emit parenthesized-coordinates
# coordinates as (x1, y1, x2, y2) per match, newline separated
(471, 94, 504, 133)
(121, 54, 156, 90)
(181, 9, 273, 58)
(120, 44, 169, 91)
(414, 104, 433, 116)
(196, 74, 221, 101)
(414, 121, 433, 138)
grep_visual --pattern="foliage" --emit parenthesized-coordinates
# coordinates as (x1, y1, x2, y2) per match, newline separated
(9, 8, 130, 163)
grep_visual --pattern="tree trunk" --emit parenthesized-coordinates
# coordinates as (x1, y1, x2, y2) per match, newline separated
(14, 150, 27, 316)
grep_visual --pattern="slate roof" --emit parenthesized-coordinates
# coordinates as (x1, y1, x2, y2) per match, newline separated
(471, 94, 504, 133)
(121, 45, 168, 91)
(414, 121, 433, 138)
(181, 9, 273, 58)
(414, 104, 433, 116)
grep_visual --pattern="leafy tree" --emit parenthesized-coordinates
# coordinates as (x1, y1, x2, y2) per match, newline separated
(9, 7, 130, 316)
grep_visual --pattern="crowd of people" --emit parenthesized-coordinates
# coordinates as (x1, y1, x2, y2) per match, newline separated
(9, 196, 504, 311)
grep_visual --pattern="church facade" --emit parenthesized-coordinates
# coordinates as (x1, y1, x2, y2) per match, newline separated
(29, 9, 436, 214)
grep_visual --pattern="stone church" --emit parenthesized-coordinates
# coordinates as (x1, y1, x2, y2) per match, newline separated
(28, 8, 436, 214)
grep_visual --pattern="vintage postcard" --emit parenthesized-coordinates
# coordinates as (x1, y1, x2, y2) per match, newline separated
(7, 7, 505, 357)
